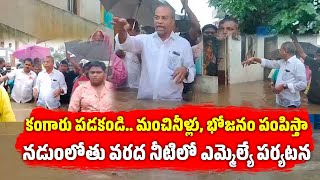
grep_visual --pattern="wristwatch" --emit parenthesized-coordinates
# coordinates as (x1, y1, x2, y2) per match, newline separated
(284, 84, 288, 89)
(185, 67, 189, 79)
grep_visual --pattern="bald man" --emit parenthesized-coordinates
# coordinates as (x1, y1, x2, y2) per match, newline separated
(242, 42, 307, 108)
(33, 56, 67, 110)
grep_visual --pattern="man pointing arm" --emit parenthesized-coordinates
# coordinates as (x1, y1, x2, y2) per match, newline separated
(112, 5, 195, 101)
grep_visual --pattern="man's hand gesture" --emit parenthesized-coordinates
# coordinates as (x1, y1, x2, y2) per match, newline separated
(112, 17, 130, 31)
(242, 57, 259, 67)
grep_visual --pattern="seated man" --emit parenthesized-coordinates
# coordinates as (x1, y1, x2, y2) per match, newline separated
(0, 58, 37, 103)
(69, 61, 113, 112)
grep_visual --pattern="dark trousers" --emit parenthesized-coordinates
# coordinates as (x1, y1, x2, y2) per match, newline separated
(183, 82, 194, 94)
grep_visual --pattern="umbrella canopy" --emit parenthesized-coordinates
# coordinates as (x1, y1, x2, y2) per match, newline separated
(65, 40, 82, 55)
(12, 45, 51, 60)
(268, 42, 319, 60)
(100, 0, 166, 26)
(65, 41, 111, 63)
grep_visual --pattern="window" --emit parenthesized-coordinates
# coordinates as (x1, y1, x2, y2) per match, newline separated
(241, 35, 255, 62)
(68, 0, 78, 15)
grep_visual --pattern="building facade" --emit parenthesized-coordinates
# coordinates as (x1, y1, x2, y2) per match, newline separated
(0, 0, 111, 63)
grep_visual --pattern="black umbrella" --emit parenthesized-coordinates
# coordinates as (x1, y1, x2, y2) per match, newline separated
(299, 42, 319, 55)
(65, 41, 111, 62)
(268, 42, 319, 60)
(100, 0, 166, 26)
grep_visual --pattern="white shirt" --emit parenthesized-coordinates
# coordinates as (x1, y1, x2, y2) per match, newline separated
(115, 40, 141, 89)
(261, 56, 307, 107)
(33, 69, 67, 109)
(7, 69, 37, 103)
(117, 32, 195, 101)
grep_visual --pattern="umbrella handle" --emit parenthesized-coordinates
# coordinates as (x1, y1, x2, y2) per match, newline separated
(132, 0, 142, 30)
(106, 59, 112, 81)
(181, 7, 185, 14)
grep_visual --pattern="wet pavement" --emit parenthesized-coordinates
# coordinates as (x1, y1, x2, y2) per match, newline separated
(11, 80, 319, 121)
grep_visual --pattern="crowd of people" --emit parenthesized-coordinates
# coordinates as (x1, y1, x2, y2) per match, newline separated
(0, 0, 319, 122)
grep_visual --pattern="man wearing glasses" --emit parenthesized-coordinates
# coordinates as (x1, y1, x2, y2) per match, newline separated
(113, 4, 195, 101)
(33, 56, 67, 110)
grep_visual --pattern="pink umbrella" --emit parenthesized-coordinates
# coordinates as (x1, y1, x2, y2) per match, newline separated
(12, 45, 51, 60)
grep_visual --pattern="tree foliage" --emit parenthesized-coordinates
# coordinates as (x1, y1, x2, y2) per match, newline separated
(209, 0, 320, 34)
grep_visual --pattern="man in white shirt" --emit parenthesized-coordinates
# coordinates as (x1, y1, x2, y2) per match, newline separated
(33, 56, 67, 110)
(0, 58, 37, 103)
(113, 5, 195, 101)
(242, 42, 307, 108)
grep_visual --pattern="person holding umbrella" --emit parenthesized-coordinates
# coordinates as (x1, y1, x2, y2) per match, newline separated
(58, 53, 80, 104)
(33, 63, 42, 75)
(178, 0, 201, 98)
(89, 30, 127, 87)
(113, 4, 195, 101)
(178, 0, 201, 47)
(32, 58, 43, 75)
(66, 30, 127, 87)
(291, 35, 320, 105)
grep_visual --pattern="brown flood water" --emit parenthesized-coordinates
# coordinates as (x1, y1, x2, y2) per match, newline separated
(11, 80, 319, 121)
(0, 126, 320, 180)
(2, 80, 320, 180)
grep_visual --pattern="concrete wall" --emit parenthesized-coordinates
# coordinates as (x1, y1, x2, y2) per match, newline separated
(0, 0, 106, 41)
(0, 24, 38, 48)
(79, 0, 101, 24)
(228, 36, 264, 84)
(41, 0, 68, 11)
(42, 0, 101, 23)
